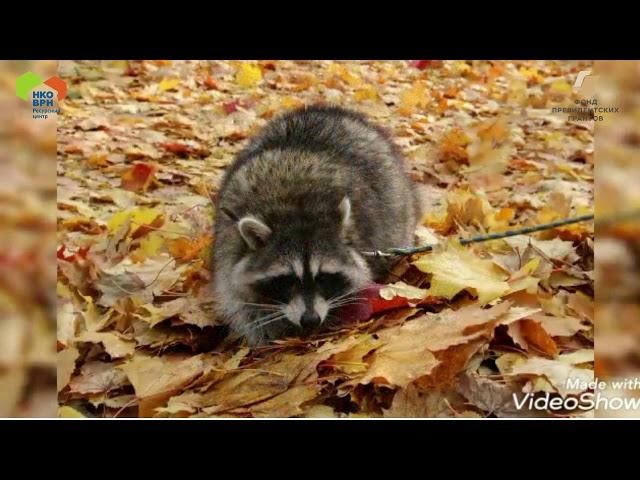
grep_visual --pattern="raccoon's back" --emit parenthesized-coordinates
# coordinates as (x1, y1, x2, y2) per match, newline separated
(224, 105, 403, 183)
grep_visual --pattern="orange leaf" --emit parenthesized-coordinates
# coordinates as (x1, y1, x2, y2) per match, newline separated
(87, 154, 109, 168)
(439, 128, 470, 163)
(121, 163, 158, 192)
(167, 233, 213, 262)
(203, 76, 218, 90)
(131, 215, 164, 240)
(415, 340, 484, 389)
(519, 319, 559, 357)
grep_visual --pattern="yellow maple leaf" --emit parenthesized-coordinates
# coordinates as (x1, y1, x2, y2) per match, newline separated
(107, 207, 162, 234)
(354, 84, 379, 102)
(158, 78, 180, 91)
(139, 232, 164, 257)
(550, 79, 572, 96)
(236, 63, 263, 88)
(399, 81, 429, 115)
(281, 96, 305, 109)
(519, 66, 543, 84)
(413, 243, 510, 305)
(330, 335, 382, 374)
(356, 328, 439, 388)
(58, 406, 85, 418)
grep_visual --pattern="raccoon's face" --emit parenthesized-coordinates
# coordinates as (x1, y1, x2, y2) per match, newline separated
(227, 197, 372, 343)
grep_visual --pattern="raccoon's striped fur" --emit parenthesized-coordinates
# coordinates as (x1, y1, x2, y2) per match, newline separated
(212, 105, 421, 345)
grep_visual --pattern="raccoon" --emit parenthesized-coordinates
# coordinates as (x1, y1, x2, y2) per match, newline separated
(212, 105, 420, 346)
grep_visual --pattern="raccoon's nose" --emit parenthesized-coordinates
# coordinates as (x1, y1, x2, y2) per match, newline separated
(300, 311, 321, 332)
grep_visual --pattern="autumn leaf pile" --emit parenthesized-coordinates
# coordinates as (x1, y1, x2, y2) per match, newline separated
(57, 60, 594, 418)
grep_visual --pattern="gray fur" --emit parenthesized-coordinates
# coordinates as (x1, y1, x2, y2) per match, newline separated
(212, 105, 420, 345)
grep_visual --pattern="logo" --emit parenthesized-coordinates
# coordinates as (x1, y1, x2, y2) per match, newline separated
(573, 70, 592, 89)
(551, 68, 619, 122)
(15, 71, 67, 119)
(573, 69, 599, 98)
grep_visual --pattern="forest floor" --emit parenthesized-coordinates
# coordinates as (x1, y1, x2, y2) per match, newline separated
(56, 60, 594, 418)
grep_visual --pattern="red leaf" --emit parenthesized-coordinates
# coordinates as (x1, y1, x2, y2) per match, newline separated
(161, 143, 191, 157)
(57, 245, 72, 261)
(57, 245, 89, 262)
(222, 101, 241, 114)
(410, 60, 434, 70)
(337, 284, 444, 324)
(121, 163, 157, 192)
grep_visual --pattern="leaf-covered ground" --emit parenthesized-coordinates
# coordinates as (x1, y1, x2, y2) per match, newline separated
(57, 60, 594, 418)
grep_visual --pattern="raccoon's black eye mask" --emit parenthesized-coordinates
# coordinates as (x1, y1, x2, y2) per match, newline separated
(315, 272, 351, 299)
(253, 274, 297, 303)
(252, 272, 352, 304)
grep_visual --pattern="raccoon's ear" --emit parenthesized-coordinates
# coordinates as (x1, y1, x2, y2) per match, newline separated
(238, 216, 272, 250)
(339, 196, 352, 234)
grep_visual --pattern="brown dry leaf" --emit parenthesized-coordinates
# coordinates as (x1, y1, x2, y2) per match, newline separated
(504, 236, 579, 264)
(119, 354, 208, 417)
(249, 384, 320, 417)
(415, 340, 485, 389)
(57, 301, 79, 347)
(383, 384, 461, 418)
(162, 353, 310, 416)
(455, 372, 546, 417)
(352, 331, 439, 388)
(57, 347, 79, 392)
(510, 357, 593, 397)
(74, 331, 136, 359)
(344, 302, 532, 389)
(509, 319, 559, 357)
(567, 292, 594, 323)
(96, 255, 185, 307)
(135, 298, 188, 327)
(402, 301, 512, 352)
(527, 313, 589, 337)
(68, 361, 129, 395)
(327, 335, 383, 375)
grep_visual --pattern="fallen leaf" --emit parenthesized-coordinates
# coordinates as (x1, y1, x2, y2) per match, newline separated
(384, 384, 460, 418)
(379, 281, 427, 301)
(236, 63, 263, 88)
(354, 330, 439, 388)
(456, 372, 544, 417)
(121, 163, 158, 192)
(510, 319, 559, 357)
(510, 357, 593, 397)
(68, 361, 129, 395)
(135, 298, 188, 327)
(74, 331, 136, 359)
(58, 406, 86, 418)
(119, 354, 208, 417)
(413, 244, 510, 305)
(158, 78, 180, 91)
(249, 384, 319, 417)
(57, 347, 79, 392)
(167, 233, 213, 262)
